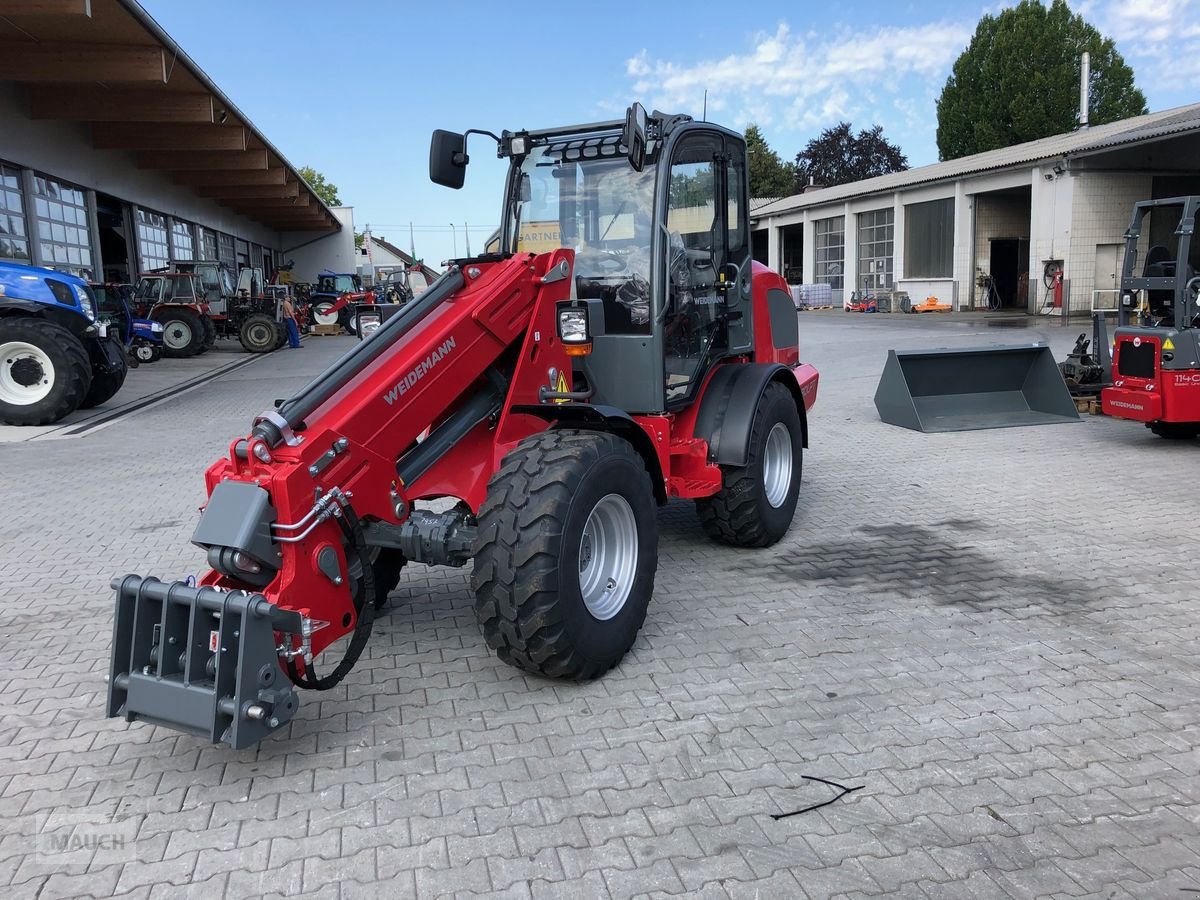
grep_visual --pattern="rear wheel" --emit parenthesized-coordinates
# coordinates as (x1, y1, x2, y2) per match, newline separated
(0, 319, 92, 425)
(1150, 422, 1200, 440)
(697, 381, 803, 547)
(155, 308, 205, 358)
(80, 341, 128, 409)
(472, 430, 658, 680)
(239, 314, 281, 354)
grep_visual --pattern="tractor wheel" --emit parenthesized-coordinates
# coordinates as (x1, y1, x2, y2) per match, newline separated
(155, 308, 205, 358)
(339, 306, 359, 336)
(0, 319, 92, 426)
(1150, 422, 1200, 440)
(311, 301, 339, 328)
(199, 316, 218, 352)
(79, 342, 128, 409)
(696, 382, 803, 548)
(239, 314, 281, 354)
(472, 429, 658, 680)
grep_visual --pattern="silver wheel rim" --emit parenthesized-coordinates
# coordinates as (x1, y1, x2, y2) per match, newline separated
(347, 314, 357, 333)
(0, 341, 54, 406)
(578, 493, 638, 621)
(313, 303, 338, 326)
(763, 422, 793, 509)
(163, 320, 193, 350)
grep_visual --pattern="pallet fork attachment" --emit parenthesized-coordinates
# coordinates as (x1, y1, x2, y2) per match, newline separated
(107, 576, 304, 750)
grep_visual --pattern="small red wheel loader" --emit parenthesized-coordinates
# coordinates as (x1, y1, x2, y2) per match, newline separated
(1101, 197, 1200, 439)
(106, 105, 819, 749)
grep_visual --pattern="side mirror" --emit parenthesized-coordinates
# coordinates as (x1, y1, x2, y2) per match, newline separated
(623, 103, 647, 172)
(429, 129, 468, 189)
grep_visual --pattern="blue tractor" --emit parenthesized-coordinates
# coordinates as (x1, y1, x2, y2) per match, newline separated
(0, 261, 129, 425)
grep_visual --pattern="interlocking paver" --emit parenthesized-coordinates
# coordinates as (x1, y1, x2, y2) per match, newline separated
(2, 317, 1198, 898)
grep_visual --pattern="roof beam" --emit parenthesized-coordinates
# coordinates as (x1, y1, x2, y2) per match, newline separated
(173, 168, 287, 187)
(0, 44, 165, 83)
(224, 195, 312, 209)
(194, 181, 300, 199)
(92, 123, 246, 151)
(0, 0, 91, 16)
(136, 150, 269, 171)
(28, 86, 214, 123)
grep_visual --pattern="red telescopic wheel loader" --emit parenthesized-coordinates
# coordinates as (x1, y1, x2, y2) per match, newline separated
(106, 105, 820, 749)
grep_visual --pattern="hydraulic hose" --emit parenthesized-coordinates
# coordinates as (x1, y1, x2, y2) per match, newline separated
(286, 503, 375, 691)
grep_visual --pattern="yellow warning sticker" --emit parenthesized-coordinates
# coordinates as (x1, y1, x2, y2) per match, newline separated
(1163, 338, 1175, 351)
(554, 369, 569, 403)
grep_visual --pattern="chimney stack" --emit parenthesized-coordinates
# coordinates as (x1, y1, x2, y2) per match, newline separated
(1080, 51, 1090, 128)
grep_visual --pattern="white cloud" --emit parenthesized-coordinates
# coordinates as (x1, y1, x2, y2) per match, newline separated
(625, 21, 972, 159)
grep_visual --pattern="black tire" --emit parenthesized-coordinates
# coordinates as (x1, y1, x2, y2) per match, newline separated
(339, 306, 359, 336)
(199, 315, 217, 352)
(369, 549, 406, 610)
(0, 319, 92, 426)
(472, 430, 658, 680)
(154, 307, 205, 358)
(1150, 422, 1200, 440)
(696, 381, 803, 548)
(79, 341, 128, 409)
(239, 314, 281, 354)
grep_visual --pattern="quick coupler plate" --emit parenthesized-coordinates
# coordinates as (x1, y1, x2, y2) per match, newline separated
(107, 575, 303, 750)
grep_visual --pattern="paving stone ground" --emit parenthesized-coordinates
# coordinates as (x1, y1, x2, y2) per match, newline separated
(0, 313, 1197, 899)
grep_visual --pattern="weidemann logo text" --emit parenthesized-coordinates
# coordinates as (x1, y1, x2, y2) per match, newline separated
(384, 337, 456, 405)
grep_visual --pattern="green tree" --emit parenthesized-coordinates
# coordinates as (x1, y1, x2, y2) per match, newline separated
(744, 124, 795, 198)
(794, 122, 908, 187)
(936, 0, 1147, 160)
(298, 165, 341, 207)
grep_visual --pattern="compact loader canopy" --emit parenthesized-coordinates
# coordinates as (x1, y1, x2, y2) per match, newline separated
(874, 344, 1079, 432)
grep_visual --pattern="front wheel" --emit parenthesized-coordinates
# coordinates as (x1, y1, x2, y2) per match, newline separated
(0, 319, 92, 425)
(472, 430, 658, 680)
(696, 381, 803, 547)
(79, 341, 128, 409)
(1150, 422, 1200, 440)
(238, 314, 281, 354)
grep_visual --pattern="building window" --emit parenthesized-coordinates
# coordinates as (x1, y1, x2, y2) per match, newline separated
(33, 174, 92, 277)
(857, 208, 894, 291)
(136, 208, 170, 270)
(200, 227, 218, 260)
(905, 198, 954, 277)
(813, 216, 844, 289)
(171, 220, 195, 261)
(218, 232, 236, 268)
(0, 161, 29, 263)
(236, 238, 250, 270)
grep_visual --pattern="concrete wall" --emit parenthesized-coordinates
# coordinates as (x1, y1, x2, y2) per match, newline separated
(281, 206, 356, 283)
(0, 82, 279, 249)
(1066, 171, 1152, 315)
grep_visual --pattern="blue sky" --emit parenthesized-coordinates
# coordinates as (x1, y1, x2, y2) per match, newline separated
(143, 0, 1199, 266)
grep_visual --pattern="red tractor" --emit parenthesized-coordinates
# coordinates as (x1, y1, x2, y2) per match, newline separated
(106, 105, 819, 748)
(130, 271, 214, 358)
(308, 271, 376, 334)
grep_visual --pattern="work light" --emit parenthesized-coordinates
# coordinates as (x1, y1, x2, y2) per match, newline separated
(557, 306, 591, 355)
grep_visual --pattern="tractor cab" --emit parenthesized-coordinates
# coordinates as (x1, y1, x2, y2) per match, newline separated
(1101, 196, 1200, 437)
(432, 104, 795, 416)
(133, 271, 206, 314)
(173, 261, 237, 314)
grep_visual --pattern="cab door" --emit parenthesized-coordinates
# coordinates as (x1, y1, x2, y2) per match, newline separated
(661, 130, 752, 406)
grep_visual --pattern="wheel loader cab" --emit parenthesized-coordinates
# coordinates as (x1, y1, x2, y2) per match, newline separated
(487, 112, 754, 414)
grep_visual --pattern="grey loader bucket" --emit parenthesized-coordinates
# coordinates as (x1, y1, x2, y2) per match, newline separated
(874, 343, 1079, 433)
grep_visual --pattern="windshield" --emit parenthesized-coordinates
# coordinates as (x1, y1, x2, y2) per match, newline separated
(195, 264, 234, 298)
(509, 144, 656, 333)
(134, 278, 161, 302)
